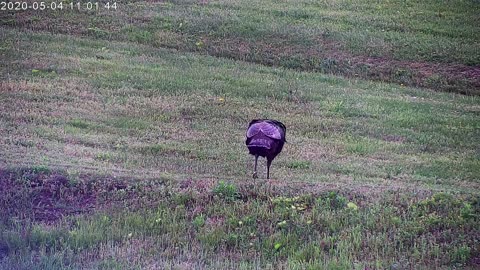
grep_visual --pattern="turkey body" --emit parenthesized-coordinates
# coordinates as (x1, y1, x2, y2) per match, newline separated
(245, 119, 286, 179)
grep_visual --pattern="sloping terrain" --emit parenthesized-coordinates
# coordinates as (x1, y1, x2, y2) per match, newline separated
(1, 0, 479, 94)
(0, 1, 479, 269)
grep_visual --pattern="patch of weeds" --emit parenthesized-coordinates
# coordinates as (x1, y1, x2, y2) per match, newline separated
(106, 117, 149, 130)
(293, 242, 322, 263)
(31, 165, 51, 174)
(157, 173, 175, 183)
(87, 27, 111, 39)
(132, 30, 154, 43)
(386, 165, 403, 179)
(97, 258, 125, 270)
(95, 152, 112, 161)
(286, 160, 311, 169)
(0, 18, 15, 26)
(345, 143, 370, 155)
(0, 231, 24, 256)
(225, 233, 240, 249)
(66, 170, 81, 186)
(122, 26, 153, 43)
(319, 58, 339, 73)
(192, 215, 205, 229)
(280, 55, 306, 70)
(323, 99, 352, 117)
(173, 193, 195, 206)
(425, 74, 448, 89)
(153, 17, 175, 31)
(212, 181, 239, 202)
(29, 224, 69, 252)
(316, 191, 348, 210)
(460, 202, 476, 220)
(67, 119, 90, 129)
(139, 144, 172, 155)
(197, 227, 226, 250)
(413, 159, 479, 180)
(13, 140, 35, 148)
(408, 192, 480, 239)
(451, 245, 471, 265)
(344, 136, 378, 156)
(392, 68, 414, 85)
(226, 215, 250, 230)
(271, 196, 310, 211)
(138, 143, 206, 160)
(31, 68, 57, 78)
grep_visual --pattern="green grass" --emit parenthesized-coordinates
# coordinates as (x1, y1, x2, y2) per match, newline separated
(1, 27, 478, 185)
(0, 169, 479, 269)
(0, 1, 479, 268)
(1, 0, 478, 94)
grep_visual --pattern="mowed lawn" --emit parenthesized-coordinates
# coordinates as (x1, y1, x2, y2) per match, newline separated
(1, 0, 480, 269)
(2, 0, 479, 94)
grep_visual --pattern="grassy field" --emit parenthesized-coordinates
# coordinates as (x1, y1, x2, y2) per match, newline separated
(1, 0, 480, 269)
(1, 0, 479, 94)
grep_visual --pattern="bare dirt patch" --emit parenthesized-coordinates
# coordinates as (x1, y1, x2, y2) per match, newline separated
(0, 167, 172, 223)
(0, 168, 97, 223)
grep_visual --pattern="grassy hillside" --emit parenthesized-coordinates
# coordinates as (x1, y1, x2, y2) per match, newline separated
(1, 1, 480, 269)
(1, 0, 479, 94)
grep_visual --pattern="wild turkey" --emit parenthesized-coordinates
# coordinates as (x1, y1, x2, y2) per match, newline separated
(245, 119, 286, 179)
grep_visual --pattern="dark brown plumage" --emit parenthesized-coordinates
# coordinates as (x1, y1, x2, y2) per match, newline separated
(245, 119, 286, 179)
